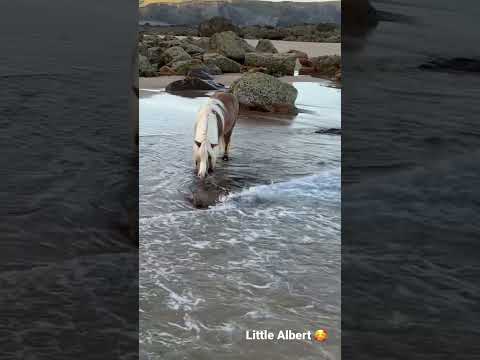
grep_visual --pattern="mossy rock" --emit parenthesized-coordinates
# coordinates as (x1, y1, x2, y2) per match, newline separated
(229, 72, 298, 113)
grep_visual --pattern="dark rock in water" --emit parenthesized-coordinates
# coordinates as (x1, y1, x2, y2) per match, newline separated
(198, 16, 239, 37)
(166, 77, 226, 93)
(191, 191, 217, 209)
(315, 128, 341, 135)
(419, 57, 480, 73)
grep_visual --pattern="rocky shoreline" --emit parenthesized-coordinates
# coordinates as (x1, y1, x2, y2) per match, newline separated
(138, 32, 341, 81)
(138, 18, 341, 114)
(140, 22, 340, 43)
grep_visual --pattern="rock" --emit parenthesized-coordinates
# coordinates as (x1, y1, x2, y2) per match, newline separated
(138, 55, 157, 77)
(299, 58, 312, 67)
(247, 67, 268, 73)
(166, 78, 226, 93)
(229, 72, 298, 113)
(170, 59, 208, 75)
(146, 47, 163, 65)
(158, 39, 183, 49)
(209, 31, 255, 63)
(158, 65, 176, 76)
(190, 37, 211, 51)
(205, 63, 223, 75)
(198, 16, 239, 37)
(179, 41, 206, 56)
(310, 55, 341, 77)
(286, 49, 308, 60)
(142, 34, 160, 47)
(203, 53, 241, 73)
(160, 46, 192, 66)
(255, 39, 278, 53)
(298, 67, 314, 75)
(162, 35, 177, 41)
(244, 53, 296, 77)
(138, 42, 148, 57)
(187, 68, 215, 80)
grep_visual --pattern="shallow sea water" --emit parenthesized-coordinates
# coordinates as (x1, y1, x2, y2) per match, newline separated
(140, 81, 341, 359)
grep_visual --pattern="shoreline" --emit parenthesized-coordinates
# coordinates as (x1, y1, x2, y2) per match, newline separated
(139, 74, 336, 95)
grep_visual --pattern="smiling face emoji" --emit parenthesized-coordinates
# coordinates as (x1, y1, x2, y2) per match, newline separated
(313, 329, 328, 342)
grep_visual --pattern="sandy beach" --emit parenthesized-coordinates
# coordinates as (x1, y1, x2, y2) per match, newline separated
(176, 37, 341, 57)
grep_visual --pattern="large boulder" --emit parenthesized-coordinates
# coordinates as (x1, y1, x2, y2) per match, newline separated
(203, 53, 241, 73)
(179, 42, 206, 56)
(209, 31, 255, 63)
(255, 39, 278, 53)
(160, 46, 191, 66)
(138, 55, 157, 77)
(229, 72, 298, 113)
(205, 63, 223, 75)
(190, 37, 211, 51)
(244, 53, 296, 77)
(198, 17, 239, 37)
(311, 55, 341, 77)
(146, 47, 164, 66)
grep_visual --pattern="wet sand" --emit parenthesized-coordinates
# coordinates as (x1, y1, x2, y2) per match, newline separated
(176, 37, 341, 57)
(140, 74, 331, 92)
(245, 39, 340, 56)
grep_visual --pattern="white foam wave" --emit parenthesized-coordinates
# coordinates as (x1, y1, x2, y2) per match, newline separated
(217, 170, 340, 208)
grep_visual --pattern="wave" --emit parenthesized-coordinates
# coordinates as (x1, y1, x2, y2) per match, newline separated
(217, 169, 340, 208)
